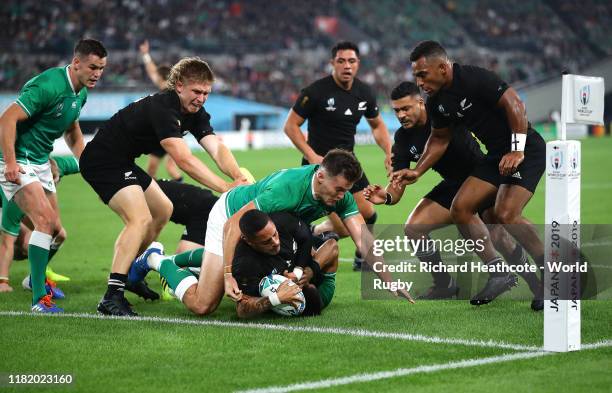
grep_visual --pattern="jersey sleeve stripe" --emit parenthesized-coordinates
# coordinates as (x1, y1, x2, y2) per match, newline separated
(15, 100, 32, 117)
(342, 210, 360, 219)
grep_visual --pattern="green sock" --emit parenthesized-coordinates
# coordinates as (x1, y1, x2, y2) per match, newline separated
(28, 231, 52, 304)
(159, 259, 198, 301)
(170, 248, 204, 268)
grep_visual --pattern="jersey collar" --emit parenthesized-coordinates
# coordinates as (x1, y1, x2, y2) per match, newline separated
(65, 65, 76, 94)
(310, 166, 319, 201)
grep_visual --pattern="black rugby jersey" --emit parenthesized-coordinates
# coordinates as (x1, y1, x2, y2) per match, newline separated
(90, 90, 214, 160)
(232, 212, 312, 297)
(392, 118, 484, 182)
(426, 63, 532, 157)
(292, 75, 379, 154)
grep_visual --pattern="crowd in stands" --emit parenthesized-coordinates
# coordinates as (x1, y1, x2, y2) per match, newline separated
(2, 0, 611, 108)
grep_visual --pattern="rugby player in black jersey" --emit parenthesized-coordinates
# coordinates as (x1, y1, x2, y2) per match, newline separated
(80, 57, 248, 316)
(366, 82, 542, 308)
(232, 210, 339, 318)
(284, 41, 392, 271)
(393, 41, 545, 309)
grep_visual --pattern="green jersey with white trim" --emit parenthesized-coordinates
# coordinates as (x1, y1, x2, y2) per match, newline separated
(225, 164, 359, 224)
(8, 65, 87, 165)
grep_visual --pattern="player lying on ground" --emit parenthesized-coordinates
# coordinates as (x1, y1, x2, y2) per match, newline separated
(0, 39, 107, 313)
(392, 41, 545, 310)
(128, 211, 339, 318)
(80, 57, 248, 316)
(0, 156, 79, 298)
(365, 82, 542, 309)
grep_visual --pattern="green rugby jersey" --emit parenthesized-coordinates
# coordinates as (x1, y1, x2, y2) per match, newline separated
(225, 164, 359, 224)
(8, 65, 87, 165)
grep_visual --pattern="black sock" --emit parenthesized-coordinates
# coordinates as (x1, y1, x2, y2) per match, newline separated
(48, 245, 59, 263)
(486, 257, 507, 277)
(508, 245, 541, 294)
(105, 273, 127, 299)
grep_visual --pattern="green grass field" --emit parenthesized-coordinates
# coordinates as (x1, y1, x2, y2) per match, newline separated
(1, 138, 611, 392)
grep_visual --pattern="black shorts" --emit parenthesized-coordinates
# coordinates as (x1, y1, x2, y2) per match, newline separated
(471, 131, 545, 193)
(301, 157, 370, 194)
(424, 179, 463, 210)
(80, 143, 153, 204)
(180, 221, 206, 245)
(150, 147, 166, 159)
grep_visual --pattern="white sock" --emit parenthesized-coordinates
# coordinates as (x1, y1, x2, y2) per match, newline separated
(147, 253, 163, 271)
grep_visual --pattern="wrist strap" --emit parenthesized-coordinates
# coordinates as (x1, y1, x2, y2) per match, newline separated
(511, 133, 527, 152)
(268, 293, 281, 306)
(223, 265, 232, 274)
(384, 192, 393, 205)
(293, 267, 303, 280)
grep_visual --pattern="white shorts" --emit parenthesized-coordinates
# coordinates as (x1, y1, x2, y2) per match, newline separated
(0, 160, 56, 201)
(204, 191, 229, 257)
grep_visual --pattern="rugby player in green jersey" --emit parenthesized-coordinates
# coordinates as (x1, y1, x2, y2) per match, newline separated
(0, 39, 107, 312)
(0, 156, 80, 295)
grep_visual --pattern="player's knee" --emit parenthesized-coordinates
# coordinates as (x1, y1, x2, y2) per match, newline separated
(494, 205, 518, 225)
(190, 301, 218, 316)
(450, 202, 472, 223)
(131, 213, 153, 231)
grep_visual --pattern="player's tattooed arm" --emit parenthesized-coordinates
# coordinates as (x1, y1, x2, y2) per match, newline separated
(236, 295, 272, 318)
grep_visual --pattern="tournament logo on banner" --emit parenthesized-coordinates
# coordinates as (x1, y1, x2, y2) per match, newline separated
(579, 85, 590, 106)
(548, 148, 565, 180)
(576, 84, 593, 117)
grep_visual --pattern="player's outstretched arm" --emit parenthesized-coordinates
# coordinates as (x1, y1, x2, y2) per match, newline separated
(199, 134, 244, 181)
(344, 214, 415, 303)
(283, 109, 322, 164)
(497, 87, 528, 176)
(364, 183, 405, 205)
(63, 121, 85, 158)
(160, 137, 233, 192)
(0, 104, 29, 184)
(366, 115, 393, 173)
(139, 40, 165, 90)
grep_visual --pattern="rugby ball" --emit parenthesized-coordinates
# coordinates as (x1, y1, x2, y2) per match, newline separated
(259, 274, 306, 316)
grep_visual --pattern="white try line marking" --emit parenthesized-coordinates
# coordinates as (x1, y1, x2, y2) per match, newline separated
(0, 310, 538, 351)
(236, 340, 612, 393)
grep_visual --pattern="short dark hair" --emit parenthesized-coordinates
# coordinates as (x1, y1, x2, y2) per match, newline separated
(157, 65, 172, 82)
(321, 149, 363, 183)
(409, 40, 447, 62)
(74, 39, 107, 58)
(390, 81, 421, 100)
(331, 41, 359, 59)
(239, 210, 271, 239)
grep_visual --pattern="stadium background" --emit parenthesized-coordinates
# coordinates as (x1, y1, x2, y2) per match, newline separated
(1, 1, 611, 392)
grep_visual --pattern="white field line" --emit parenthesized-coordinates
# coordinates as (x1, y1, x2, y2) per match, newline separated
(236, 340, 612, 393)
(0, 310, 539, 351)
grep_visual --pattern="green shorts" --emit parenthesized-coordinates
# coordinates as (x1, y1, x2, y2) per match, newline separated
(317, 272, 336, 309)
(0, 192, 24, 236)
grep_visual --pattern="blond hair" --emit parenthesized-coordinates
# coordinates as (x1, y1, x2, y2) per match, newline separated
(166, 57, 215, 90)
